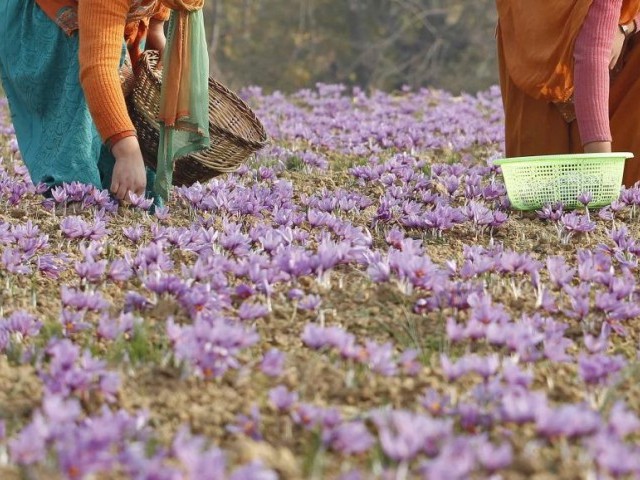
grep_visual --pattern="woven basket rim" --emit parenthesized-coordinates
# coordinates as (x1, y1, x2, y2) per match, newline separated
(127, 49, 268, 186)
(136, 50, 268, 148)
(494, 152, 633, 166)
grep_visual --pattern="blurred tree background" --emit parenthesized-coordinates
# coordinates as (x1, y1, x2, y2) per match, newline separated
(203, 0, 498, 94)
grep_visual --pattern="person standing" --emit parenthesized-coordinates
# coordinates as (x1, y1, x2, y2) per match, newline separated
(496, 0, 640, 186)
(0, 0, 208, 204)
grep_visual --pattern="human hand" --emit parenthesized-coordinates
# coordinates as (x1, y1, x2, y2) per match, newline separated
(111, 136, 147, 201)
(584, 141, 612, 154)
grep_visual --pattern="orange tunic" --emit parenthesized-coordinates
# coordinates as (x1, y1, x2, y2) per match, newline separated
(497, 0, 640, 186)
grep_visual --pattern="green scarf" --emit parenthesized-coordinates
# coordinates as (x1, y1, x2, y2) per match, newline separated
(155, 8, 210, 200)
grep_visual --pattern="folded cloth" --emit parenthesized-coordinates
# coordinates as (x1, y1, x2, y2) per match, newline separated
(156, 0, 210, 201)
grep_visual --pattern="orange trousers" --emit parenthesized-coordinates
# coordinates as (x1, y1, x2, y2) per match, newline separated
(498, 28, 640, 186)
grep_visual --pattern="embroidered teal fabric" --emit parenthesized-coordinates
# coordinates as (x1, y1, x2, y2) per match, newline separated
(0, 0, 162, 207)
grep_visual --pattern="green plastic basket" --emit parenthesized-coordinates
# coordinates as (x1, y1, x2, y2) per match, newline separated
(493, 152, 633, 211)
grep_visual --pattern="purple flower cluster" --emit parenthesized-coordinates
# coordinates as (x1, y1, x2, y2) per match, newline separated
(168, 316, 259, 378)
(10, 396, 276, 479)
(0, 310, 42, 352)
(60, 215, 108, 241)
(38, 339, 120, 401)
(302, 323, 420, 376)
(3, 83, 640, 478)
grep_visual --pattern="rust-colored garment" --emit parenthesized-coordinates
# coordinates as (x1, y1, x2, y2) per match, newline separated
(496, 0, 593, 103)
(497, 0, 640, 102)
(35, 0, 170, 144)
(497, 0, 640, 186)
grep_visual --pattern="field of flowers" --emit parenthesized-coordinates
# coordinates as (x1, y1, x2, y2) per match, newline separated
(1, 84, 640, 479)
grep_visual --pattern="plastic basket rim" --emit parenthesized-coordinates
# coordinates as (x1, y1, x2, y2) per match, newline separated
(493, 152, 634, 166)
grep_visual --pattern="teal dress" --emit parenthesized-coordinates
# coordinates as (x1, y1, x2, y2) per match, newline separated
(0, 0, 161, 205)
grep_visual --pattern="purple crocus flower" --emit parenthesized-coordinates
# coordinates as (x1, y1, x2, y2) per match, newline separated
(537, 202, 564, 221)
(298, 295, 322, 312)
(578, 353, 626, 387)
(501, 361, 533, 388)
(154, 205, 170, 221)
(268, 385, 299, 412)
(60, 216, 90, 239)
(108, 258, 134, 283)
(291, 403, 323, 429)
(41, 394, 82, 425)
(546, 256, 575, 288)
(608, 402, 640, 439)
(50, 186, 69, 203)
(260, 348, 286, 377)
(226, 405, 263, 441)
(584, 324, 610, 353)
(301, 324, 332, 350)
(229, 463, 278, 480)
(59, 309, 90, 335)
(578, 191, 593, 206)
(9, 412, 49, 464)
(325, 421, 375, 455)
(543, 334, 573, 362)
(373, 410, 442, 462)
(589, 433, 640, 478)
(287, 288, 305, 300)
(500, 387, 547, 424)
(476, 441, 513, 472)
(337, 470, 364, 480)
(419, 437, 477, 480)
(74, 259, 107, 283)
(536, 403, 601, 439)
(598, 206, 615, 221)
(172, 428, 227, 480)
(127, 191, 153, 210)
(398, 349, 421, 376)
(560, 212, 596, 234)
(61, 287, 110, 312)
(419, 389, 451, 417)
(1, 311, 42, 339)
(123, 291, 154, 313)
(238, 301, 270, 321)
(364, 341, 397, 376)
(123, 225, 144, 243)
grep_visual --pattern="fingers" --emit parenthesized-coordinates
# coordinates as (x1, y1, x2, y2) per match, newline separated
(118, 184, 130, 202)
(135, 182, 146, 198)
(110, 179, 146, 202)
(111, 182, 127, 202)
(110, 176, 126, 201)
(110, 137, 147, 203)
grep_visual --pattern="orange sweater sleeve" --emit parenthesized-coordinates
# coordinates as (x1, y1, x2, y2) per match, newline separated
(78, 0, 136, 145)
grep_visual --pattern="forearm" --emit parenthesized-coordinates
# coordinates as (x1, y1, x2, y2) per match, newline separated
(78, 0, 136, 145)
(146, 18, 167, 54)
(573, 0, 620, 146)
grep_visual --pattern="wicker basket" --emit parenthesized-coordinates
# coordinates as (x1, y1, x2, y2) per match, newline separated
(127, 50, 268, 186)
(494, 152, 632, 210)
(119, 50, 135, 98)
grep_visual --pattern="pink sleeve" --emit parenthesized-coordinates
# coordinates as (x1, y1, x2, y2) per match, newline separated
(573, 0, 621, 145)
